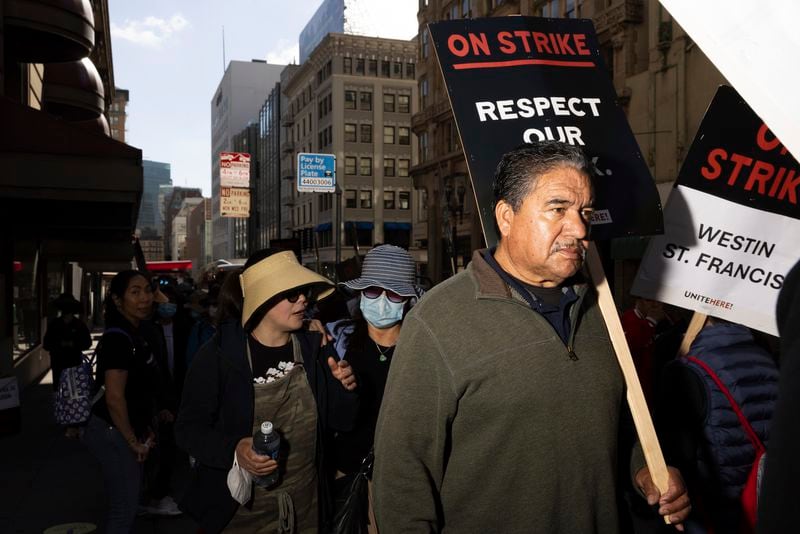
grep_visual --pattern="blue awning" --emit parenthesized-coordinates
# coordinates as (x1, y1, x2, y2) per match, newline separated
(345, 221, 374, 230)
(314, 222, 332, 232)
(384, 222, 412, 231)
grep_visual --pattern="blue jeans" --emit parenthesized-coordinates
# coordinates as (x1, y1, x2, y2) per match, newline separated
(82, 415, 143, 533)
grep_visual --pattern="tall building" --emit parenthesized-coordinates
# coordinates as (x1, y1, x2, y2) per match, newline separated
(232, 121, 259, 257)
(210, 60, 284, 260)
(412, 0, 726, 288)
(171, 197, 204, 261)
(281, 33, 420, 278)
(299, 0, 418, 63)
(137, 160, 172, 238)
(109, 87, 128, 141)
(254, 79, 287, 250)
(164, 187, 202, 260)
(186, 198, 213, 279)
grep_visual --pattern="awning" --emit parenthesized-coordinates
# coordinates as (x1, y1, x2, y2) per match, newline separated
(315, 222, 332, 232)
(0, 96, 142, 263)
(384, 222, 412, 231)
(345, 221, 374, 230)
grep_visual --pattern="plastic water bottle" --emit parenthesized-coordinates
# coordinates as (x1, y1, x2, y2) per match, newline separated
(252, 421, 280, 488)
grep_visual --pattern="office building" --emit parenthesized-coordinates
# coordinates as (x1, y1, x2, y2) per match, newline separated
(211, 60, 284, 260)
(137, 160, 172, 238)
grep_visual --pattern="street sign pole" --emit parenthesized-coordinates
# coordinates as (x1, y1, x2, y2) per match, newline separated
(334, 184, 342, 282)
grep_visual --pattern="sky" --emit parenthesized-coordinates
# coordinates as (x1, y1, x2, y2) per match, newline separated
(108, 0, 326, 196)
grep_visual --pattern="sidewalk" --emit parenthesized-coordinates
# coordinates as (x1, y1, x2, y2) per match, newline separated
(0, 373, 197, 533)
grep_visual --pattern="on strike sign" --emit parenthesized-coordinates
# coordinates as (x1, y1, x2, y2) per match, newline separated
(428, 17, 662, 246)
(220, 152, 251, 188)
(632, 86, 800, 335)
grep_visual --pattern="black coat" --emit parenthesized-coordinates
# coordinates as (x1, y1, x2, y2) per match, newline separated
(175, 320, 357, 533)
(758, 259, 800, 533)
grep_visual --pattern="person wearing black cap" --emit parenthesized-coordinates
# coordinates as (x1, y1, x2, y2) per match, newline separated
(176, 248, 358, 533)
(44, 293, 91, 393)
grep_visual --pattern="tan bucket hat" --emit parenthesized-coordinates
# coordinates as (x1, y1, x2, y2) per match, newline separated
(239, 251, 334, 326)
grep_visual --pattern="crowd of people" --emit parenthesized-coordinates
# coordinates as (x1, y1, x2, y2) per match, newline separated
(43, 140, 798, 534)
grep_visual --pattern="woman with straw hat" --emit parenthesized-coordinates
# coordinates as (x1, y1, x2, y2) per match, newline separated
(176, 249, 358, 533)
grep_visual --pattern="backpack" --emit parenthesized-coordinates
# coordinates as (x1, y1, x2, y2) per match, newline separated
(686, 356, 765, 534)
(53, 327, 131, 426)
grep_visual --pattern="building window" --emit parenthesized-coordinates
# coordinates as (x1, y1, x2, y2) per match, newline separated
(356, 58, 365, 74)
(383, 191, 395, 210)
(420, 76, 429, 109)
(368, 59, 378, 76)
(540, 0, 559, 16)
(345, 156, 357, 175)
(360, 157, 373, 176)
(360, 190, 373, 209)
(398, 94, 410, 113)
(398, 126, 410, 145)
(343, 57, 352, 74)
(393, 62, 403, 78)
(360, 123, 373, 143)
(399, 191, 411, 209)
(398, 158, 410, 177)
(406, 62, 416, 79)
(419, 131, 429, 161)
(345, 90, 357, 109)
(421, 29, 429, 58)
(359, 91, 372, 111)
(383, 126, 395, 144)
(381, 60, 390, 77)
(462, 0, 471, 17)
(383, 93, 396, 113)
(384, 158, 396, 177)
(344, 123, 357, 142)
(450, 3, 459, 19)
(345, 189, 357, 208)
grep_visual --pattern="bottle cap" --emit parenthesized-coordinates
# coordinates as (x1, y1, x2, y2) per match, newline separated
(261, 421, 273, 435)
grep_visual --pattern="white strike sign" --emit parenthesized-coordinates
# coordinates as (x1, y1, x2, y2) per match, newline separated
(632, 86, 800, 335)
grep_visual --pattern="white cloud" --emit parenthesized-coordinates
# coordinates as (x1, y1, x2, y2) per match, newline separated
(265, 40, 299, 65)
(111, 14, 189, 48)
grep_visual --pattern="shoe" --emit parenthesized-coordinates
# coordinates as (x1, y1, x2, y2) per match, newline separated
(142, 496, 183, 516)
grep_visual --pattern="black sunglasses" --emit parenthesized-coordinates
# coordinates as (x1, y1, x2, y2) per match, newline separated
(362, 286, 407, 304)
(284, 287, 312, 303)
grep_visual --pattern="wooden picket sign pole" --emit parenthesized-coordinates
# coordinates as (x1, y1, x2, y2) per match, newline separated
(677, 312, 708, 357)
(585, 243, 671, 521)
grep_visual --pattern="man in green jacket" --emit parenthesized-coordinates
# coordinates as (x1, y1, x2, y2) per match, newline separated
(373, 141, 691, 533)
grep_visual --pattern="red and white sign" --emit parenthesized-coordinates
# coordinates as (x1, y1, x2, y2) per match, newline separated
(220, 152, 251, 188)
(220, 186, 250, 218)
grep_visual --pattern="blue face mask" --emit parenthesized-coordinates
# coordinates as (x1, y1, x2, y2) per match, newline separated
(360, 293, 404, 329)
(157, 302, 177, 319)
(189, 310, 201, 320)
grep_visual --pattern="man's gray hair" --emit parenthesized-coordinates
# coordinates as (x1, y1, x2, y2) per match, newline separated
(492, 141, 593, 212)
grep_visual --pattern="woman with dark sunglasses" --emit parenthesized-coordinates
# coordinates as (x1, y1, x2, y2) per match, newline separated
(175, 248, 358, 533)
(329, 245, 424, 509)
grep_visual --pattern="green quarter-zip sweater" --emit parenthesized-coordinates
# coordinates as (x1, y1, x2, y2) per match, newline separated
(373, 249, 645, 533)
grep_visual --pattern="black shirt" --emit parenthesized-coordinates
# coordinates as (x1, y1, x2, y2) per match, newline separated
(93, 322, 161, 436)
(335, 340, 394, 473)
(248, 336, 294, 382)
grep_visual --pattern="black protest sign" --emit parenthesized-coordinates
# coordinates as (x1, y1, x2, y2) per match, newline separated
(677, 85, 800, 219)
(429, 17, 662, 246)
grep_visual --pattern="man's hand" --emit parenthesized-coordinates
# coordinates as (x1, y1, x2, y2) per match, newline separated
(328, 357, 357, 391)
(635, 466, 691, 530)
(235, 437, 278, 477)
